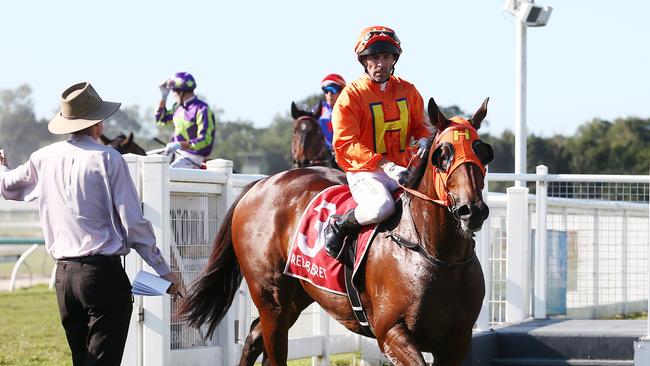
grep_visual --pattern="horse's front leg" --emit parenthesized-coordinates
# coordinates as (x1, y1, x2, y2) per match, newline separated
(378, 323, 426, 366)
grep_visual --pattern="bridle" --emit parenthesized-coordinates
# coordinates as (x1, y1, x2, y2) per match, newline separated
(388, 121, 491, 268)
(398, 123, 489, 220)
(292, 116, 332, 168)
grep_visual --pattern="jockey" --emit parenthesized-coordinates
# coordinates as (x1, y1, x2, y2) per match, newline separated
(317, 73, 347, 152)
(324, 26, 431, 259)
(156, 72, 216, 169)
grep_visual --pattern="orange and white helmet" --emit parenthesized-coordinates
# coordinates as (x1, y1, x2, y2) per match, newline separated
(354, 26, 402, 58)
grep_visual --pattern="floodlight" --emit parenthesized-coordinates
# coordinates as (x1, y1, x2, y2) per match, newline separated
(504, 0, 553, 27)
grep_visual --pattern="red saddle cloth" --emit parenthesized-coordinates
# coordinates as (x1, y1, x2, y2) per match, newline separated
(283, 185, 380, 295)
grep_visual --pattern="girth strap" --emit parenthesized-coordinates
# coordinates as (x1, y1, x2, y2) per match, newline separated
(344, 237, 375, 338)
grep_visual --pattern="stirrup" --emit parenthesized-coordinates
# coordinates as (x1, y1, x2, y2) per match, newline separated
(325, 236, 346, 260)
(324, 219, 345, 260)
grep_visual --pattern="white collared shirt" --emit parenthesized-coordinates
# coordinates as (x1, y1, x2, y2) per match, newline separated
(0, 134, 170, 275)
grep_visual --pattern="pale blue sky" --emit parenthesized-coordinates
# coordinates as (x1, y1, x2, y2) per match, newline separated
(1, 0, 648, 137)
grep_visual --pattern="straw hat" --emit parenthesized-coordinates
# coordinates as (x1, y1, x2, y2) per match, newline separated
(48, 82, 121, 134)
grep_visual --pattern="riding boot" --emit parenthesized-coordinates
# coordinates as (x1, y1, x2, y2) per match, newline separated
(324, 209, 360, 260)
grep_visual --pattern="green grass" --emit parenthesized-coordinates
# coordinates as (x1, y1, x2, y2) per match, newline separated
(254, 353, 360, 366)
(601, 312, 647, 320)
(0, 285, 69, 366)
(0, 286, 360, 366)
(0, 249, 54, 280)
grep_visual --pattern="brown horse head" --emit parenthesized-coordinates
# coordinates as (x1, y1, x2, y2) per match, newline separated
(100, 132, 147, 155)
(407, 97, 493, 235)
(290, 101, 333, 168)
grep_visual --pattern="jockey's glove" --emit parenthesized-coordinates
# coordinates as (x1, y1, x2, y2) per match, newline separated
(158, 83, 170, 99)
(0, 149, 7, 168)
(416, 137, 428, 158)
(383, 162, 409, 185)
(164, 142, 181, 155)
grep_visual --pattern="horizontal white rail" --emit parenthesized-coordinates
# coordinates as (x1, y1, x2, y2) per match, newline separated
(488, 193, 648, 212)
(489, 172, 650, 183)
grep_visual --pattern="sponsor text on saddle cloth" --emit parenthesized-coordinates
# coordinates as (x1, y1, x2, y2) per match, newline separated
(284, 185, 386, 295)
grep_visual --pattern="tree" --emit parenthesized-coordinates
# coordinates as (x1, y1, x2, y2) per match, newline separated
(0, 85, 59, 167)
(566, 119, 613, 173)
(481, 130, 515, 173)
(528, 133, 570, 173)
(209, 119, 258, 171)
(258, 114, 293, 173)
(103, 106, 146, 140)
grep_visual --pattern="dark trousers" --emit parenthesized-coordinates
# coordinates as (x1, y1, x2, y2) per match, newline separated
(55, 257, 133, 366)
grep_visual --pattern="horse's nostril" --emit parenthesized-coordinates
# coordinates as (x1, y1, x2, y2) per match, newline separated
(456, 204, 472, 218)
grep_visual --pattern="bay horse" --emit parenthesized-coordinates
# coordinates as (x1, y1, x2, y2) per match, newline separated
(290, 101, 338, 169)
(100, 132, 146, 155)
(179, 97, 493, 366)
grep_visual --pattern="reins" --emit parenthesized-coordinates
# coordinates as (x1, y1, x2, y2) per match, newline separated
(398, 154, 452, 207)
(388, 128, 488, 268)
(385, 193, 475, 269)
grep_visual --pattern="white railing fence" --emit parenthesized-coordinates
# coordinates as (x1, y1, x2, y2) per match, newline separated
(487, 168, 649, 326)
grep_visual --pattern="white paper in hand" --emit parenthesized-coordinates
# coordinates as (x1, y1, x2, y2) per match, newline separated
(132, 270, 171, 296)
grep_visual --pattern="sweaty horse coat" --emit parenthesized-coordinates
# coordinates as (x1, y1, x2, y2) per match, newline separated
(180, 97, 493, 366)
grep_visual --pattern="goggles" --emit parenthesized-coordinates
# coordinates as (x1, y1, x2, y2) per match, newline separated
(322, 85, 342, 94)
(360, 29, 400, 47)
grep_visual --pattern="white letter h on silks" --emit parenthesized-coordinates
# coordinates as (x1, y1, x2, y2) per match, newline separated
(297, 200, 337, 258)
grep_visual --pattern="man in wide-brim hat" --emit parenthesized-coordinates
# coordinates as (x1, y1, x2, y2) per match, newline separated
(0, 82, 183, 365)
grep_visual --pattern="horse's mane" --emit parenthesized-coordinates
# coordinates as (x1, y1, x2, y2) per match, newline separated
(404, 136, 436, 189)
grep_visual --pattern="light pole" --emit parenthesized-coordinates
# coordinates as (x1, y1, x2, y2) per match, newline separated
(504, 0, 552, 186)
(515, 6, 527, 186)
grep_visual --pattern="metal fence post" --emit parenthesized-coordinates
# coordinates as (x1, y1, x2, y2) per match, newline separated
(506, 185, 530, 322)
(632, 166, 650, 365)
(311, 305, 330, 366)
(123, 154, 144, 366)
(141, 155, 171, 366)
(475, 168, 492, 330)
(206, 159, 234, 206)
(205, 158, 237, 366)
(359, 335, 383, 366)
(534, 165, 548, 319)
(592, 209, 600, 318)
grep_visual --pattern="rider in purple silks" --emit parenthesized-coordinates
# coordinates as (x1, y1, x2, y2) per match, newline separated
(156, 72, 216, 169)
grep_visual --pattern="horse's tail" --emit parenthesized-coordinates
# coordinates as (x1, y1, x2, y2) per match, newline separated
(178, 180, 260, 339)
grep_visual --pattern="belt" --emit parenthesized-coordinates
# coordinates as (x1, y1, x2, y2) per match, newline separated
(58, 255, 121, 264)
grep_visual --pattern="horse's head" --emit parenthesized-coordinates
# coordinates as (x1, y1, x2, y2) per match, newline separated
(290, 101, 330, 168)
(413, 98, 493, 234)
(100, 132, 147, 155)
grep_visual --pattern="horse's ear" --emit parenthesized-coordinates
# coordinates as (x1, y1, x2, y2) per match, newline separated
(125, 132, 134, 144)
(427, 98, 450, 131)
(291, 102, 300, 120)
(99, 134, 110, 144)
(470, 97, 489, 130)
(313, 100, 323, 120)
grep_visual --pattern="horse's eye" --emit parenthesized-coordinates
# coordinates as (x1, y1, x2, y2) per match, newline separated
(431, 142, 455, 172)
(472, 140, 494, 166)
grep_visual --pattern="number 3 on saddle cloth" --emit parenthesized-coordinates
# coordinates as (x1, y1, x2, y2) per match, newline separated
(284, 185, 402, 333)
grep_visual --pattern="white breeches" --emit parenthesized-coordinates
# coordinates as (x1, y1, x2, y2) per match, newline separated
(170, 151, 204, 169)
(346, 171, 400, 225)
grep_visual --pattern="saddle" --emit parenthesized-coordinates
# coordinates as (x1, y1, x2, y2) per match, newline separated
(283, 185, 418, 338)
